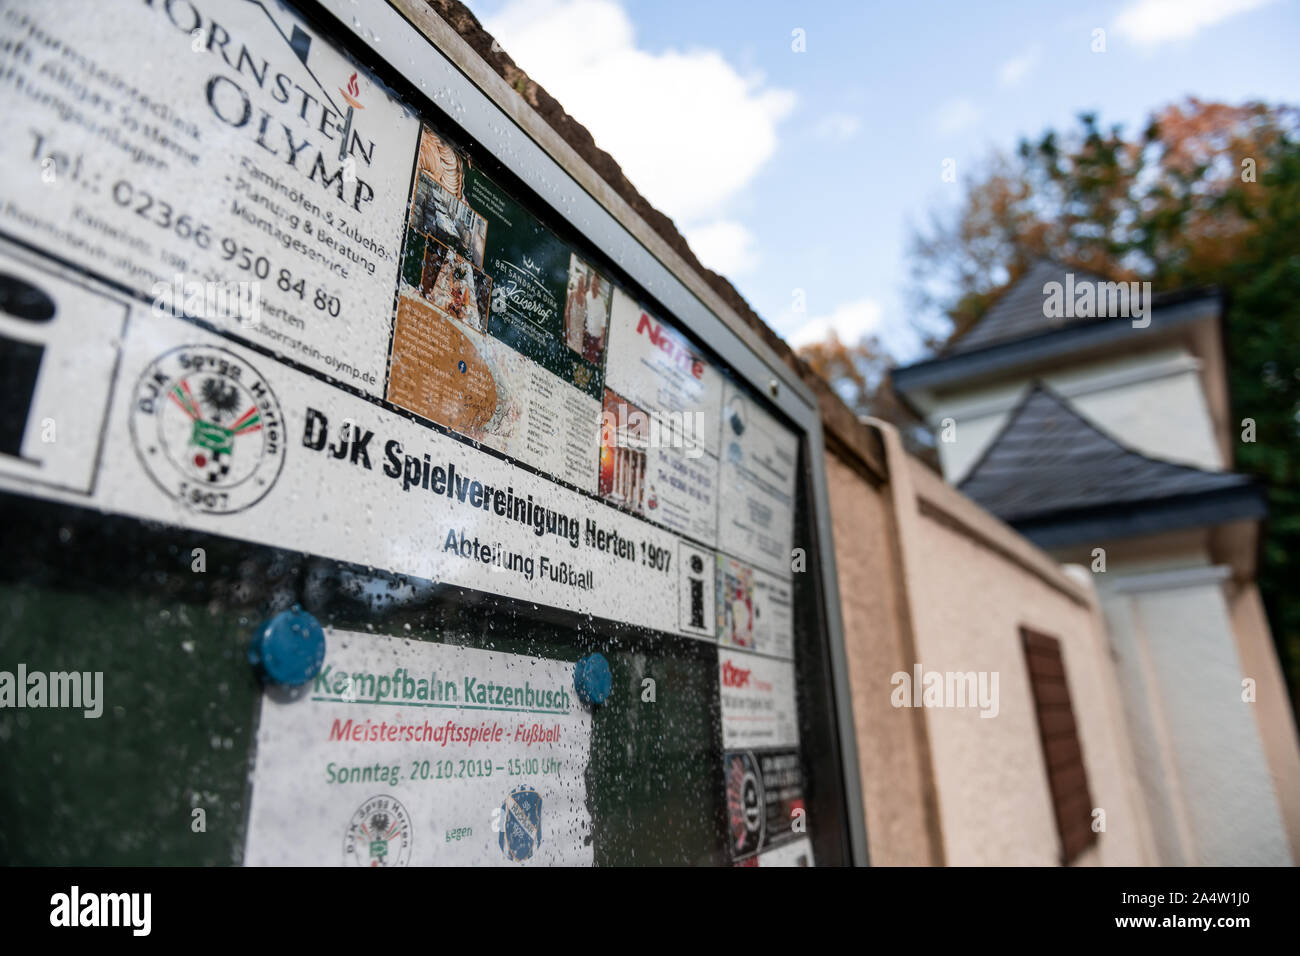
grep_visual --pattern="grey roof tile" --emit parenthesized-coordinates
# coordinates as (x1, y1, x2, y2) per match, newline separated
(957, 382, 1252, 523)
(946, 260, 1113, 355)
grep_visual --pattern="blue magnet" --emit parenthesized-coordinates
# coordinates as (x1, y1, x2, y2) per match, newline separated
(574, 652, 612, 706)
(248, 606, 326, 687)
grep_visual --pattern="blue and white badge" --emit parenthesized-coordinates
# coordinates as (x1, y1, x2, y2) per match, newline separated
(499, 785, 544, 862)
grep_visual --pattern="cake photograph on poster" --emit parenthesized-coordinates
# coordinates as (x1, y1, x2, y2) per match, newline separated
(417, 238, 492, 334)
(386, 126, 604, 490)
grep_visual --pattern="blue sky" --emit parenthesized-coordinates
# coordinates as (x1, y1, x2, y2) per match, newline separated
(462, 0, 1300, 361)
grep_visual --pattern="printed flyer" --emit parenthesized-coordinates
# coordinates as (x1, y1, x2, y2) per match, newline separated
(717, 382, 799, 577)
(725, 748, 810, 863)
(599, 288, 722, 541)
(244, 632, 593, 865)
(386, 127, 603, 490)
(716, 555, 794, 659)
(718, 646, 800, 750)
(0, 0, 420, 393)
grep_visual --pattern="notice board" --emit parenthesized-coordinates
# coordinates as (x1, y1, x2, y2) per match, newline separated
(0, 0, 861, 866)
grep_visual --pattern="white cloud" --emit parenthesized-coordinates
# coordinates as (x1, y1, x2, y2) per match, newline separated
(785, 298, 883, 349)
(681, 220, 758, 276)
(483, 0, 796, 224)
(932, 97, 982, 137)
(813, 112, 861, 141)
(1114, 0, 1278, 47)
(997, 45, 1041, 87)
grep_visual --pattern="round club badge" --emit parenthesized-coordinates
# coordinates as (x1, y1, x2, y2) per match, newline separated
(343, 795, 412, 867)
(130, 346, 286, 514)
(726, 751, 765, 858)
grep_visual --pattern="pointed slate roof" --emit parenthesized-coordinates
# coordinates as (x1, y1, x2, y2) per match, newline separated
(945, 260, 1113, 356)
(957, 383, 1263, 544)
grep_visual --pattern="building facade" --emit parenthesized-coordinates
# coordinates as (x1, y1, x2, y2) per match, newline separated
(894, 261, 1300, 865)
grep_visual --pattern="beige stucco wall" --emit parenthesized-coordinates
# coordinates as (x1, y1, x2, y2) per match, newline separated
(829, 424, 1154, 866)
(825, 452, 941, 865)
(902, 485, 1151, 864)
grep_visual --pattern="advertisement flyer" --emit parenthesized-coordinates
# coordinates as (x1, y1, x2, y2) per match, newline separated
(244, 632, 593, 865)
(466, 165, 608, 392)
(716, 555, 794, 659)
(718, 646, 800, 750)
(386, 127, 602, 490)
(717, 382, 799, 578)
(0, 0, 420, 393)
(724, 748, 810, 863)
(600, 288, 722, 541)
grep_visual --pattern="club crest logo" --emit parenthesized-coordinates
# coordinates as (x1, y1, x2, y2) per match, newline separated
(130, 346, 285, 514)
(498, 785, 543, 862)
(343, 795, 412, 867)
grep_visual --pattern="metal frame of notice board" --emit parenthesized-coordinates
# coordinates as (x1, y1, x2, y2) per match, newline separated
(0, 0, 873, 868)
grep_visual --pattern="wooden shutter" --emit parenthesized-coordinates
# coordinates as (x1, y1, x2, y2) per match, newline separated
(1021, 627, 1097, 864)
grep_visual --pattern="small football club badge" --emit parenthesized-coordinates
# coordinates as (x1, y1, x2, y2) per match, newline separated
(343, 795, 412, 867)
(130, 346, 286, 514)
(498, 785, 543, 862)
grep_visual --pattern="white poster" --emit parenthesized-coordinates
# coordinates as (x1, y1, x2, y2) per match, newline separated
(600, 289, 722, 541)
(0, 0, 420, 394)
(718, 647, 799, 750)
(717, 383, 798, 578)
(244, 632, 593, 865)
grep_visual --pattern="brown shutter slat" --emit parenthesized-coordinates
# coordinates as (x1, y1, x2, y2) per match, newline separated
(1021, 627, 1098, 864)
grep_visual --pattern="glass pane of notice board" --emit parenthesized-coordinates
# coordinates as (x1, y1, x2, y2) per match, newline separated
(0, 0, 853, 866)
